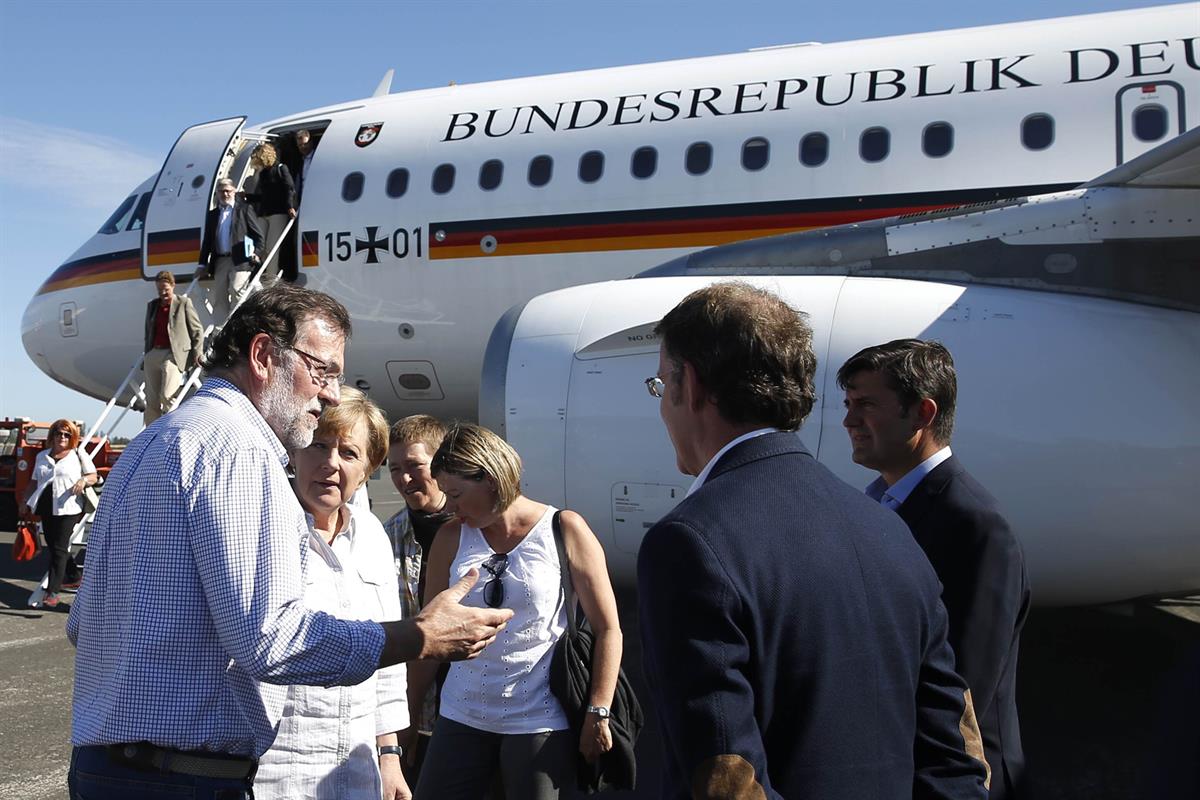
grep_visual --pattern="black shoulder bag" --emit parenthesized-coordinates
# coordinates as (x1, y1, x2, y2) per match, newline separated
(548, 510, 644, 793)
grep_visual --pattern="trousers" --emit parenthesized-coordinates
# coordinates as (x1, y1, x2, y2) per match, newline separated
(416, 716, 573, 800)
(68, 746, 253, 800)
(143, 348, 182, 426)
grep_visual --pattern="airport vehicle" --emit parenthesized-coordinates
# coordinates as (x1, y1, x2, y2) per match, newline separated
(20, 4, 1200, 603)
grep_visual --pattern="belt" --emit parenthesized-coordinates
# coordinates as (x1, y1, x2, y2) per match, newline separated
(106, 742, 257, 782)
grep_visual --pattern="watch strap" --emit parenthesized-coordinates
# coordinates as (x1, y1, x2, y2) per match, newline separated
(377, 745, 404, 758)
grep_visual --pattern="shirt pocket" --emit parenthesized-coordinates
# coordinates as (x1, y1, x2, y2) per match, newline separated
(356, 560, 398, 621)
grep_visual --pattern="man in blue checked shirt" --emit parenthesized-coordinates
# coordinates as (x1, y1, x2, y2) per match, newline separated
(66, 284, 512, 800)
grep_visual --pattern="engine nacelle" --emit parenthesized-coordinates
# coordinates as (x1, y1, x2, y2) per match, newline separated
(482, 274, 1200, 606)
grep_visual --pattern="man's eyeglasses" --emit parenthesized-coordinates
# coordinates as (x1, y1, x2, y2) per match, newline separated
(481, 553, 509, 608)
(285, 345, 345, 388)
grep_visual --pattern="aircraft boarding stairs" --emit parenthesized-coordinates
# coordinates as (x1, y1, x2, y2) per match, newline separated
(26, 130, 293, 607)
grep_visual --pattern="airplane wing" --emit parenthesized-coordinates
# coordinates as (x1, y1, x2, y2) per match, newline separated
(1085, 125, 1200, 189)
(639, 128, 1200, 313)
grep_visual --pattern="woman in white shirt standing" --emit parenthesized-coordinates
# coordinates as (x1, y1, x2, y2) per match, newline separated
(22, 419, 97, 609)
(414, 423, 623, 799)
(255, 387, 412, 800)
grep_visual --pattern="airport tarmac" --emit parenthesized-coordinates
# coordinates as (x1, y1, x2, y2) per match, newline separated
(1, 472, 1197, 799)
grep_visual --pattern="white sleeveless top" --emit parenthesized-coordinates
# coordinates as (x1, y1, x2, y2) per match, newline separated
(439, 506, 570, 734)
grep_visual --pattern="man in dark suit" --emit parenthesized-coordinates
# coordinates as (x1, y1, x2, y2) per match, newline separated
(839, 339, 1030, 799)
(638, 282, 989, 800)
(198, 178, 263, 321)
(142, 271, 203, 426)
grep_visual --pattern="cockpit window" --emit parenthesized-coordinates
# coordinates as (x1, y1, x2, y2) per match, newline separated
(99, 195, 137, 235)
(127, 192, 151, 232)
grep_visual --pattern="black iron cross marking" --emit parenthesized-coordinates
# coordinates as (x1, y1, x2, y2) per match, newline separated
(355, 226, 388, 264)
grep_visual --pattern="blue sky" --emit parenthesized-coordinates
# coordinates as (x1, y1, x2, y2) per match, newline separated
(0, 0, 1172, 436)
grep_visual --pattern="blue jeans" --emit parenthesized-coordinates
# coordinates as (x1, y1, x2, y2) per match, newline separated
(69, 746, 254, 800)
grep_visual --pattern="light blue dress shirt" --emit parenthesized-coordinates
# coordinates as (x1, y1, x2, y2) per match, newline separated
(865, 446, 953, 510)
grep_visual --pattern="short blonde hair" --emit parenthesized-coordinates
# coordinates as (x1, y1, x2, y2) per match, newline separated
(431, 423, 522, 512)
(252, 143, 278, 168)
(315, 387, 389, 476)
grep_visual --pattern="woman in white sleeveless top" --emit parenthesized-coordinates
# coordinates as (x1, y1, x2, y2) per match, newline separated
(412, 423, 623, 799)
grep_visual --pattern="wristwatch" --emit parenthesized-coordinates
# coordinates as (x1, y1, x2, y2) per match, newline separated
(377, 745, 404, 758)
(586, 705, 611, 719)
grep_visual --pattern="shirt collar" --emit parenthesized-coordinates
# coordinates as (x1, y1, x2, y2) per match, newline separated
(687, 427, 779, 497)
(198, 377, 289, 466)
(865, 446, 953, 508)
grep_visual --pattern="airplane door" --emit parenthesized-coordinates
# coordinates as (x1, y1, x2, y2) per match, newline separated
(141, 116, 246, 279)
(1115, 81, 1185, 165)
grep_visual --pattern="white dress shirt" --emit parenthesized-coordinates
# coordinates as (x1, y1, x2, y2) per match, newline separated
(865, 446, 954, 510)
(255, 502, 408, 800)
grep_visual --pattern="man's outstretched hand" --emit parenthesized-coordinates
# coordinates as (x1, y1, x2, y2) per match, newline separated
(380, 569, 512, 667)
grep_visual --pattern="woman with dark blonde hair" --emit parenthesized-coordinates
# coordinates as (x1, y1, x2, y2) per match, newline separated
(254, 388, 412, 800)
(21, 419, 97, 609)
(414, 423, 623, 799)
(244, 142, 297, 282)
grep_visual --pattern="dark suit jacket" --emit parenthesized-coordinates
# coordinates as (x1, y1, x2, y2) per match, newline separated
(144, 295, 203, 372)
(898, 456, 1030, 800)
(244, 164, 297, 217)
(638, 432, 989, 800)
(198, 202, 264, 269)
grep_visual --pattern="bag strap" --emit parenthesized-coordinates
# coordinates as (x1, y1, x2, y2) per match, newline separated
(550, 510, 578, 633)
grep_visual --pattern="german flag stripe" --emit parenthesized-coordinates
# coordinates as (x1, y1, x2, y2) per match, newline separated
(36, 249, 143, 295)
(146, 228, 202, 267)
(428, 184, 1070, 260)
(302, 230, 320, 268)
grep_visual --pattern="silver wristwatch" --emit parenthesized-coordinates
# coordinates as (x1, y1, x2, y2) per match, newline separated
(586, 705, 611, 719)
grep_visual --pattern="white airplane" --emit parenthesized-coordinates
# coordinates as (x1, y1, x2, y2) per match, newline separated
(21, 3, 1200, 604)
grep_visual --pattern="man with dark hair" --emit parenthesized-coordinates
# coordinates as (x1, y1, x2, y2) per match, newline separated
(68, 284, 512, 800)
(839, 339, 1030, 800)
(639, 282, 988, 800)
(143, 270, 203, 425)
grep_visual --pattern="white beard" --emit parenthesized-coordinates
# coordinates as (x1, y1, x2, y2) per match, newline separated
(261, 351, 321, 451)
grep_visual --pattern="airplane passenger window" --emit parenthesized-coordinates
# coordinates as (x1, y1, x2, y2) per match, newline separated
(127, 192, 151, 232)
(741, 137, 769, 171)
(432, 164, 456, 194)
(528, 155, 553, 187)
(386, 168, 410, 198)
(342, 172, 365, 202)
(98, 194, 137, 235)
(631, 146, 657, 179)
(923, 122, 954, 158)
(860, 127, 890, 162)
(1133, 104, 1168, 142)
(480, 159, 503, 191)
(686, 142, 713, 175)
(799, 133, 828, 167)
(579, 150, 604, 183)
(1021, 114, 1054, 150)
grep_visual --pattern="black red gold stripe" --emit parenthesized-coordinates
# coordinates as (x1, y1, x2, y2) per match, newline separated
(146, 227, 202, 267)
(36, 248, 142, 295)
(302, 230, 320, 267)
(428, 184, 1071, 260)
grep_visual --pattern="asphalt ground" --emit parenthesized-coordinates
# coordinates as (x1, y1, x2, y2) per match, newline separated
(1, 472, 1197, 799)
